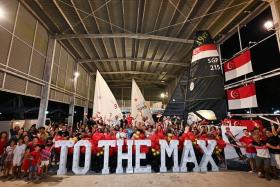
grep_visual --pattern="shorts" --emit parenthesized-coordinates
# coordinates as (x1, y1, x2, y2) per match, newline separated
(246, 153, 256, 159)
(13, 158, 23, 167)
(40, 160, 50, 167)
(270, 154, 280, 169)
(29, 165, 37, 173)
(255, 156, 270, 169)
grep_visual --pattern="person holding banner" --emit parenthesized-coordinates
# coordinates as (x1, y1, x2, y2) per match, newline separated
(239, 129, 256, 173)
(225, 127, 244, 160)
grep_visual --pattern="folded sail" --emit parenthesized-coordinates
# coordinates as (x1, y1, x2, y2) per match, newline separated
(131, 79, 154, 124)
(93, 70, 122, 121)
(186, 31, 227, 120)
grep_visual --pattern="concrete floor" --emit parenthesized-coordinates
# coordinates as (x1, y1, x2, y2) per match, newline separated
(0, 171, 279, 187)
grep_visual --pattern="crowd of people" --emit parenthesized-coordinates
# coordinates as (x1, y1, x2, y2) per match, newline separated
(0, 113, 278, 181)
(224, 121, 280, 181)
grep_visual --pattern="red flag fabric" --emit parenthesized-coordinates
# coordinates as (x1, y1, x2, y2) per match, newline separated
(226, 83, 258, 110)
(223, 118, 263, 131)
(223, 50, 253, 81)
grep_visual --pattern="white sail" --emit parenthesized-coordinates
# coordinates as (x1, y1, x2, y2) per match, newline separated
(131, 79, 154, 124)
(93, 70, 122, 123)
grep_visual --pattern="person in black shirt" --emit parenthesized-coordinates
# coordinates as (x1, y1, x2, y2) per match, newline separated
(120, 115, 127, 129)
(9, 121, 20, 139)
(252, 133, 271, 180)
(87, 117, 95, 128)
(266, 129, 280, 179)
(59, 125, 70, 139)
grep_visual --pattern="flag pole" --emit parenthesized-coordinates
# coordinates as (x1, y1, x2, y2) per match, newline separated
(224, 67, 280, 89)
(221, 32, 277, 65)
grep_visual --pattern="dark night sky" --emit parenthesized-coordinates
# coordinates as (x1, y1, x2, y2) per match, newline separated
(221, 8, 280, 113)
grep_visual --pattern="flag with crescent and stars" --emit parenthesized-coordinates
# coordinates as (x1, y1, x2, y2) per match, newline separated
(223, 50, 253, 81)
(226, 83, 258, 110)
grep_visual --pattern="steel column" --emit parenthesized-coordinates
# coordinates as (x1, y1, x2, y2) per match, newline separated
(37, 37, 56, 128)
(68, 63, 78, 126)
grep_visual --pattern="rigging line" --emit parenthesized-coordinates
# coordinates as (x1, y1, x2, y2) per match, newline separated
(145, 1, 251, 35)
(62, 0, 112, 34)
(221, 32, 277, 65)
(56, 0, 134, 34)
(168, 0, 198, 32)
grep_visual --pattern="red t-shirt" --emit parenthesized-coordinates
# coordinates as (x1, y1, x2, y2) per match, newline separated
(239, 136, 256, 153)
(0, 139, 7, 155)
(126, 116, 134, 125)
(30, 151, 41, 166)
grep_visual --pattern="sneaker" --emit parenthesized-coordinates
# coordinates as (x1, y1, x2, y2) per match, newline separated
(248, 170, 253, 174)
(257, 172, 264, 178)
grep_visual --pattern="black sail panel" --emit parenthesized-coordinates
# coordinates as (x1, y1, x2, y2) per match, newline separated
(163, 67, 189, 117)
(185, 31, 227, 120)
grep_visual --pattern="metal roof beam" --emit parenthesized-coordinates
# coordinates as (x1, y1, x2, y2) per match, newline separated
(107, 79, 167, 85)
(217, 2, 269, 44)
(211, 0, 255, 38)
(55, 33, 194, 44)
(79, 57, 188, 67)
(91, 71, 176, 78)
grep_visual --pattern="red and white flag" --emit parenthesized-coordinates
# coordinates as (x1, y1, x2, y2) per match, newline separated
(223, 50, 253, 81)
(223, 118, 263, 131)
(226, 83, 258, 110)
(191, 44, 219, 63)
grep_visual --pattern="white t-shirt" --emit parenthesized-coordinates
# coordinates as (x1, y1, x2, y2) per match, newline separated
(116, 132, 127, 139)
(13, 144, 26, 165)
(256, 148, 270, 158)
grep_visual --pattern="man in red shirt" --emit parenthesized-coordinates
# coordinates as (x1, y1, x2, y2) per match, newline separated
(126, 113, 134, 126)
(239, 129, 256, 173)
(29, 145, 41, 180)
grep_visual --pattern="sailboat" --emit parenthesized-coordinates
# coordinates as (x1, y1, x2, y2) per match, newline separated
(93, 70, 122, 122)
(185, 30, 227, 121)
(131, 79, 155, 124)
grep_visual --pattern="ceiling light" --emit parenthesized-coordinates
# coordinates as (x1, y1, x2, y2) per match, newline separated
(74, 72, 80, 78)
(0, 7, 5, 19)
(264, 20, 274, 31)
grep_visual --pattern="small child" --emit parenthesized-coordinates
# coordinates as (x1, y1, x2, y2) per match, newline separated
(3, 139, 16, 177)
(21, 147, 32, 178)
(40, 139, 53, 177)
(12, 138, 26, 178)
(29, 144, 41, 180)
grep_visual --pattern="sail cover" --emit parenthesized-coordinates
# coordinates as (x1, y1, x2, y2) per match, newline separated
(131, 79, 154, 124)
(93, 70, 122, 120)
(163, 69, 189, 117)
(185, 31, 227, 120)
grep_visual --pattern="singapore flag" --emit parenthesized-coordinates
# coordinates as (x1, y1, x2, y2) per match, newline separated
(223, 50, 253, 81)
(226, 83, 258, 110)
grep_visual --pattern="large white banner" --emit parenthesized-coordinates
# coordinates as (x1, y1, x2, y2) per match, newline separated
(221, 126, 246, 160)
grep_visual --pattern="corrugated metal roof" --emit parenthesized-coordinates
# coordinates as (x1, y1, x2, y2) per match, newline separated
(22, 0, 267, 88)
